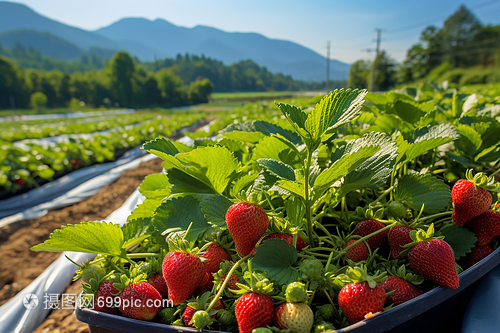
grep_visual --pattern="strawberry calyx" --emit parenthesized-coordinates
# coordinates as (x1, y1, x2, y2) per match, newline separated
(399, 224, 444, 257)
(465, 169, 500, 192)
(385, 263, 424, 285)
(112, 265, 148, 294)
(165, 227, 202, 256)
(345, 264, 387, 289)
(81, 270, 116, 296)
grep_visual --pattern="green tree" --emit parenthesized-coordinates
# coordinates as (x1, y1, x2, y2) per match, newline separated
(30, 91, 48, 112)
(0, 56, 25, 109)
(188, 78, 214, 104)
(373, 51, 397, 91)
(156, 68, 186, 106)
(109, 51, 135, 107)
(348, 60, 370, 89)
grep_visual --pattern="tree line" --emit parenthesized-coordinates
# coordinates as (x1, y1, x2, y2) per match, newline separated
(348, 5, 500, 91)
(0, 44, 347, 110)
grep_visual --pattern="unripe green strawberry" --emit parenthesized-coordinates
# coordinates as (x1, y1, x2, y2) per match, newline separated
(226, 202, 269, 257)
(162, 251, 204, 305)
(274, 302, 314, 333)
(192, 310, 213, 329)
(387, 201, 407, 219)
(81, 264, 106, 284)
(252, 328, 273, 333)
(338, 281, 386, 325)
(298, 257, 323, 280)
(314, 321, 335, 333)
(235, 293, 274, 333)
(285, 281, 307, 303)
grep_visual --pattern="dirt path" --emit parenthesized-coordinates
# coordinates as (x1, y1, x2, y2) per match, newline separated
(0, 157, 164, 333)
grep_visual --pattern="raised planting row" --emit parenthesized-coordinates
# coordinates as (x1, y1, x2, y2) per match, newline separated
(32, 85, 500, 332)
(0, 112, 206, 195)
(0, 112, 162, 142)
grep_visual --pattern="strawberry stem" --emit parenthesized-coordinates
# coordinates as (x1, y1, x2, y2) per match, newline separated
(332, 222, 398, 262)
(206, 253, 254, 312)
(126, 253, 163, 259)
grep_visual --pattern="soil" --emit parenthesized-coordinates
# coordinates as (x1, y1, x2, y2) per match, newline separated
(0, 157, 164, 333)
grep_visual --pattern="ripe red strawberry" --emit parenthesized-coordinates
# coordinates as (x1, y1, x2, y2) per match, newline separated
(338, 281, 386, 325)
(274, 302, 314, 333)
(408, 239, 459, 289)
(162, 251, 204, 305)
(93, 281, 120, 315)
(235, 293, 274, 333)
(388, 226, 413, 259)
(262, 233, 307, 252)
(452, 178, 492, 226)
(382, 276, 423, 305)
(466, 210, 500, 246)
(202, 242, 232, 274)
(118, 281, 163, 321)
(148, 273, 168, 298)
(199, 271, 214, 292)
(466, 244, 494, 266)
(226, 202, 269, 257)
(222, 273, 240, 290)
(344, 239, 369, 262)
(354, 219, 389, 250)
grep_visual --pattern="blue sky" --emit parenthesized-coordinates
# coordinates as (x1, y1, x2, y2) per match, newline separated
(9, 0, 500, 64)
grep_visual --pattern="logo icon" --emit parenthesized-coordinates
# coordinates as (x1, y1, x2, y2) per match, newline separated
(23, 293, 39, 309)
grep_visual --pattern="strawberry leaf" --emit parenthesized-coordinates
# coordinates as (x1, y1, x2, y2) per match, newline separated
(258, 158, 296, 181)
(127, 198, 162, 222)
(31, 221, 123, 255)
(196, 194, 234, 229)
(152, 195, 210, 240)
(250, 238, 298, 285)
(139, 174, 172, 199)
(253, 120, 302, 145)
(122, 218, 154, 248)
(394, 174, 451, 214)
(142, 137, 191, 160)
(439, 224, 477, 259)
(273, 179, 305, 200)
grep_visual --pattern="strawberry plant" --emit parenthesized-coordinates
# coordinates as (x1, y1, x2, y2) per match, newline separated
(31, 86, 500, 331)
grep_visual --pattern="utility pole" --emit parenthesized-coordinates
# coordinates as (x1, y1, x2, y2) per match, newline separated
(326, 41, 330, 93)
(368, 29, 382, 92)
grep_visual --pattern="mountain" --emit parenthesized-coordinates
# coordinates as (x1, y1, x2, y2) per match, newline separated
(0, 1, 350, 81)
(95, 18, 350, 81)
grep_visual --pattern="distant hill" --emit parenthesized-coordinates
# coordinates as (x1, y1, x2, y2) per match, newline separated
(0, 29, 83, 60)
(0, 1, 350, 81)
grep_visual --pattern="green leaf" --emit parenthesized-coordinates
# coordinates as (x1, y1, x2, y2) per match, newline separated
(196, 194, 234, 229)
(139, 174, 172, 199)
(122, 218, 153, 248)
(439, 224, 477, 259)
(252, 136, 296, 164)
(127, 198, 163, 221)
(253, 120, 302, 145)
(454, 124, 482, 157)
(152, 196, 209, 240)
(341, 132, 398, 193)
(314, 136, 380, 194)
(258, 159, 296, 181)
(175, 146, 240, 194)
(31, 222, 123, 255)
(311, 89, 368, 143)
(398, 124, 459, 164)
(229, 174, 258, 198)
(274, 180, 305, 200)
(276, 103, 310, 139)
(143, 137, 180, 160)
(221, 130, 265, 143)
(250, 238, 298, 285)
(394, 174, 451, 214)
